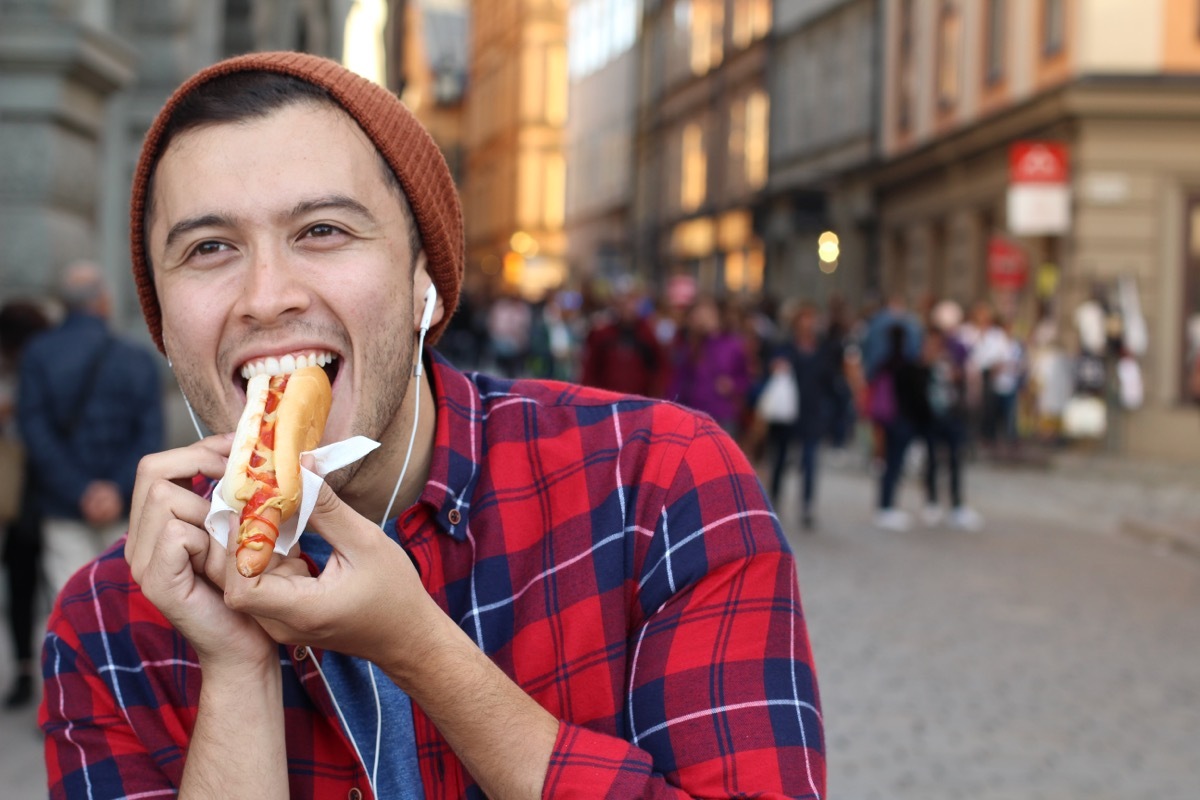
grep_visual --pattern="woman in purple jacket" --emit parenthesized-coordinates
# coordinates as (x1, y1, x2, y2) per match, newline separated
(667, 296, 751, 435)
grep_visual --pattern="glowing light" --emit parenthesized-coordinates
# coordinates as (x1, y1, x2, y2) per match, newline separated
(818, 231, 840, 264)
(510, 230, 539, 256)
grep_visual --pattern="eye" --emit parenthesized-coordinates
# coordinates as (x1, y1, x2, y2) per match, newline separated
(305, 223, 343, 239)
(190, 240, 232, 258)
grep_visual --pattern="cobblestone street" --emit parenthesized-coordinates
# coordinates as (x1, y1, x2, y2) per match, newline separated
(3, 455, 1198, 797)
(784, 456, 1200, 799)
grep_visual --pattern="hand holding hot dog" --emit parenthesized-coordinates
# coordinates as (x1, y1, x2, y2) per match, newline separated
(125, 434, 277, 666)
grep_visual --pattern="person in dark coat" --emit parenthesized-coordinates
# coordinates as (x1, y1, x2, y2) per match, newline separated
(17, 261, 164, 602)
(767, 305, 839, 530)
(0, 299, 51, 709)
(873, 323, 929, 531)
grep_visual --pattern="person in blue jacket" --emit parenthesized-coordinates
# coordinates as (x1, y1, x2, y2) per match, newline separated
(17, 260, 163, 601)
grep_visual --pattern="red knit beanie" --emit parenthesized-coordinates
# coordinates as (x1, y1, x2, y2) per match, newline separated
(129, 51, 463, 352)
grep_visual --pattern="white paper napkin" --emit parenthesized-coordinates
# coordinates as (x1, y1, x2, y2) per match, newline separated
(205, 436, 380, 556)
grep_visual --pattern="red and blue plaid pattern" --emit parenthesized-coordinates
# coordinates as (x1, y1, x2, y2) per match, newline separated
(42, 352, 825, 798)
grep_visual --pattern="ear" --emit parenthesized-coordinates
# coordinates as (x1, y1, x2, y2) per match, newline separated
(412, 251, 444, 333)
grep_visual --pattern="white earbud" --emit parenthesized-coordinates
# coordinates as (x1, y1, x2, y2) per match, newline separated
(419, 284, 438, 332)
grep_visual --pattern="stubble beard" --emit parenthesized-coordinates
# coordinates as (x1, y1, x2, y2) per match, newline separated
(321, 324, 416, 496)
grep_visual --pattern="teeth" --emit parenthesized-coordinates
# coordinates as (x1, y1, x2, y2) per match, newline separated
(239, 350, 338, 380)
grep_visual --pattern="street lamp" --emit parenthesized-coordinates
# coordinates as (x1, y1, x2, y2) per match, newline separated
(818, 231, 839, 274)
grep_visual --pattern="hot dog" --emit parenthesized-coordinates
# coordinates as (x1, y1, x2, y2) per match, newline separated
(221, 365, 332, 577)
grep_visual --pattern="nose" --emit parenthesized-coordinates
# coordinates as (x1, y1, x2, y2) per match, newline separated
(231, 243, 311, 326)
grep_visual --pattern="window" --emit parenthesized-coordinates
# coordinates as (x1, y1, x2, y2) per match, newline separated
(744, 90, 769, 189)
(896, 0, 916, 133)
(984, 0, 1006, 84)
(690, 0, 724, 75)
(936, 0, 962, 109)
(681, 123, 706, 211)
(731, 0, 771, 50)
(568, 0, 642, 79)
(1042, 0, 1065, 56)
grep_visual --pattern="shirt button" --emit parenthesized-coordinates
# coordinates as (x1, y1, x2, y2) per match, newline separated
(348, 788, 363, 800)
(448, 509, 461, 525)
(293, 645, 308, 662)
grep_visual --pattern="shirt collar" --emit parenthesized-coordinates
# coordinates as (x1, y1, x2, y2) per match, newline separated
(417, 349, 483, 542)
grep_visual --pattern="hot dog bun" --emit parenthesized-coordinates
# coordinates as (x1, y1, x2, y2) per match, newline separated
(221, 365, 332, 576)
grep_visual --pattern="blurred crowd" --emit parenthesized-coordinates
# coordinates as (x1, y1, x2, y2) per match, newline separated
(436, 278, 1162, 534)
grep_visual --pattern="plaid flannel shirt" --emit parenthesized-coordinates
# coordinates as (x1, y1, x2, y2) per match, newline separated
(41, 352, 826, 798)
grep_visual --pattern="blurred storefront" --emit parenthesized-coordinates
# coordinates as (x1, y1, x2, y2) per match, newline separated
(873, 0, 1200, 461)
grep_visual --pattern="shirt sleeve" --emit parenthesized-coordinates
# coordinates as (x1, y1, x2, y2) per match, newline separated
(40, 583, 183, 798)
(541, 414, 826, 799)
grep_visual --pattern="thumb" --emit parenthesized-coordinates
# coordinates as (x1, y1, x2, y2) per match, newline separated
(303, 476, 382, 558)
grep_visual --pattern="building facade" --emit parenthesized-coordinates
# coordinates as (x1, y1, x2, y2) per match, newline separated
(393, 0, 468, 188)
(759, 0, 880, 307)
(462, 0, 568, 300)
(563, 0, 640, 287)
(631, 0, 772, 299)
(874, 0, 1200, 460)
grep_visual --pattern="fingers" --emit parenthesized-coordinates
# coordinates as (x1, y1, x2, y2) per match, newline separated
(127, 434, 232, 572)
(128, 435, 231, 540)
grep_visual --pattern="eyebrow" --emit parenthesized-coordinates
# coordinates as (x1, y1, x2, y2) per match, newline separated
(164, 213, 235, 252)
(162, 194, 379, 252)
(289, 194, 378, 225)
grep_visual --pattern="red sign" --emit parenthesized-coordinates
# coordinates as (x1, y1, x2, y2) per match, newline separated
(1009, 141, 1069, 185)
(987, 236, 1029, 290)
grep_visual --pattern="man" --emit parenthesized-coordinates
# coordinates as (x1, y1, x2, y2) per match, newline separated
(861, 292, 923, 382)
(17, 260, 163, 603)
(41, 53, 825, 799)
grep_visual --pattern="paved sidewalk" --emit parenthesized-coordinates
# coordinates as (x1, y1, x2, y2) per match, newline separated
(0, 622, 47, 796)
(780, 454, 1200, 799)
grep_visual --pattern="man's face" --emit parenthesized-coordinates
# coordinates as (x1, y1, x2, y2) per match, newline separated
(147, 102, 428, 486)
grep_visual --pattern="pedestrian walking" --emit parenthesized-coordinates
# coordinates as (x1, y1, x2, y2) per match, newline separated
(871, 324, 926, 531)
(17, 260, 163, 602)
(766, 305, 839, 530)
(0, 299, 51, 710)
(667, 296, 751, 435)
(918, 327, 984, 532)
